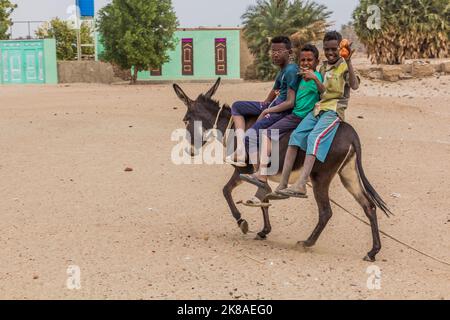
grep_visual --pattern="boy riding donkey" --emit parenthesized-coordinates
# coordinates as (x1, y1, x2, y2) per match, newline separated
(242, 31, 360, 200)
(239, 43, 324, 205)
(225, 36, 299, 168)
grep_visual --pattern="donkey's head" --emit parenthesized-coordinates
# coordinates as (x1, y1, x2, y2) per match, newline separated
(173, 78, 225, 155)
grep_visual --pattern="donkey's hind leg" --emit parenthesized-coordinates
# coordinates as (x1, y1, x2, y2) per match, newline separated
(298, 172, 334, 248)
(223, 169, 248, 234)
(338, 149, 381, 262)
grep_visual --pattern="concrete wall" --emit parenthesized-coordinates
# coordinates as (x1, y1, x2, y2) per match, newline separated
(141, 29, 241, 81)
(43, 39, 58, 84)
(97, 28, 242, 81)
(239, 32, 255, 79)
(57, 61, 122, 84)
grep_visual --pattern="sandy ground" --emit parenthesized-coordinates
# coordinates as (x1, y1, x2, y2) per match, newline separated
(0, 75, 449, 300)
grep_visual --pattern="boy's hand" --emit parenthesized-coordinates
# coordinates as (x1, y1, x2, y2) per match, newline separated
(344, 42, 360, 90)
(345, 49, 356, 62)
(344, 42, 356, 62)
(257, 109, 270, 122)
(301, 69, 318, 82)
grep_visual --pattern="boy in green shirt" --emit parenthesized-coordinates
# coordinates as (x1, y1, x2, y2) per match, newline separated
(276, 31, 360, 198)
(240, 44, 323, 192)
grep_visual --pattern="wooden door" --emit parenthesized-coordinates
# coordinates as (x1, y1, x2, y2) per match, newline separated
(182, 39, 194, 76)
(215, 38, 227, 75)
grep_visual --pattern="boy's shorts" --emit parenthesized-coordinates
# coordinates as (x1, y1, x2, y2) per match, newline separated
(265, 114, 303, 141)
(231, 99, 282, 117)
(289, 110, 340, 163)
(230, 99, 291, 153)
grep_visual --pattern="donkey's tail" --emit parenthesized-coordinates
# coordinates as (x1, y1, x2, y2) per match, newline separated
(353, 134, 393, 218)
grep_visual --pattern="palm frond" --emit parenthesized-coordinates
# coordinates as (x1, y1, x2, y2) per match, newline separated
(242, 0, 331, 80)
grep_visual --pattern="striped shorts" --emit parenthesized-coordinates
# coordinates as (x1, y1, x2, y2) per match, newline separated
(288, 110, 340, 163)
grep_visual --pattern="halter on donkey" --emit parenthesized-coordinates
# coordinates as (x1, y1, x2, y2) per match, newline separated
(173, 78, 392, 262)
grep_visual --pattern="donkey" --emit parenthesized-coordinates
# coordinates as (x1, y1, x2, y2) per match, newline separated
(173, 78, 392, 262)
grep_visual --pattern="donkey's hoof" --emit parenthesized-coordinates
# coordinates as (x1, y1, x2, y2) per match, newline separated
(363, 255, 376, 262)
(296, 241, 313, 248)
(254, 233, 267, 241)
(238, 219, 249, 235)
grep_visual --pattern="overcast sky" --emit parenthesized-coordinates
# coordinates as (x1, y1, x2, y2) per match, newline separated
(10, 0, 359, 38)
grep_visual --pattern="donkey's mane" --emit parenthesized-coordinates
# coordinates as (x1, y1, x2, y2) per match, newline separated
(197, 94, 230, 110)
(198, 94, 219, 105)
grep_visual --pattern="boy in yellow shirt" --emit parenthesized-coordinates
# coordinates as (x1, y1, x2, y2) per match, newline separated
(276, 31, 360, 197)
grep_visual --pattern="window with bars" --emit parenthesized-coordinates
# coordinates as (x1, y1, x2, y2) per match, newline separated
(150, 66, 162, 76)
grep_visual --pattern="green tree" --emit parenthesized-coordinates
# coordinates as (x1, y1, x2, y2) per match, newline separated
(242, 0, 331, 80)
(97, 0, 178, 84)
(0, 0, 17, 40)
(36, 18, 94, 61)
(353, 0, 449, 64)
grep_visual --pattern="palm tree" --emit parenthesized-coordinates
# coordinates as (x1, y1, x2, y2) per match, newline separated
(242, 0, 331, 80)
(353, 0, 449, 64)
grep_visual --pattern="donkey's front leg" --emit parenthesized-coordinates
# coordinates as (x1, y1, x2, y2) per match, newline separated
(255, 206, 272, 240)
(223, 169, 248, 234)
(252, 185, 272, 240)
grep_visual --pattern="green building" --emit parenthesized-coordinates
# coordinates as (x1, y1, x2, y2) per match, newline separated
(97, 27, 250, 81)
(0, 39, 58, 84)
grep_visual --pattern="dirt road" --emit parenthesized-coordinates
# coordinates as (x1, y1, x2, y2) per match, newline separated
(0, 76, 449, 299)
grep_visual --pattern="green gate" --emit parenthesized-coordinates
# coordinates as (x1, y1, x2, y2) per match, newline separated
(0, 39, 57, 84)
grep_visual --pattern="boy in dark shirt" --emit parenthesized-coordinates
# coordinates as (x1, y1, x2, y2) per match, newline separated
(276, 31, 360, 198)
(240, 44, 323, 195)
(226, 36, 299, 167)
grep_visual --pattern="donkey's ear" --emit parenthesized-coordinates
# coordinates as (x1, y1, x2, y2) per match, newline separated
(173, 83, 193, 107)
(205, 77, 221, 98)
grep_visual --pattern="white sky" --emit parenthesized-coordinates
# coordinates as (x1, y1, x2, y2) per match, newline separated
(10, 0, 359, 38)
